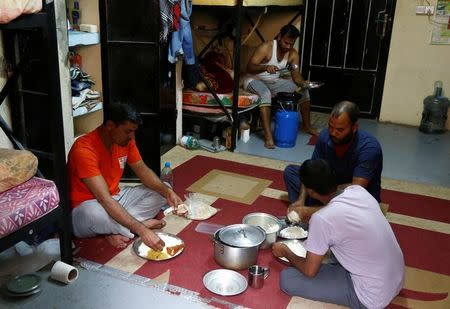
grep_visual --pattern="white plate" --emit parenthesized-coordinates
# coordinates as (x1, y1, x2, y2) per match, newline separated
(203, 269, 247, 296)
(133, 232, 185, 261)
(277, 239, 307, 263)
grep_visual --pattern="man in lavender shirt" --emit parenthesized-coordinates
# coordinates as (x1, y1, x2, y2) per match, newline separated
(273, 159, 404, 308)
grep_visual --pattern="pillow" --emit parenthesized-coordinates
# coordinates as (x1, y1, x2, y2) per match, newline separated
(0, 0, 42, 24)
(0, 148, 38, 193)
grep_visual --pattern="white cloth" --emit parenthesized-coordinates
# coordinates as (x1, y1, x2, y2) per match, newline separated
(304, 185, 404, 309)
(72, 185, 167, 239)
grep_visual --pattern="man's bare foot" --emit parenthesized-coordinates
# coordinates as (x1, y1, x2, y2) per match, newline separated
(143, 218, 166, 230)
(105, 235, 130, 249)
(264, 139, 276, 149)
(302, 127, 320, 136)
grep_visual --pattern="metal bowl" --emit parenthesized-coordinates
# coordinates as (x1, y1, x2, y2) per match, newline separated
(242, 213, 281, 249)
(203, 269, 247, 296)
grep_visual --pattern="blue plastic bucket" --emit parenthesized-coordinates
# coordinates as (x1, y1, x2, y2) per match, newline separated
(274, 109, 299, 148)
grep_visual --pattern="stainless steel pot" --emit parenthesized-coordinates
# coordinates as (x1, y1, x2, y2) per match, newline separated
(213, 224, 265, 270)
(242, 213, 281, 249)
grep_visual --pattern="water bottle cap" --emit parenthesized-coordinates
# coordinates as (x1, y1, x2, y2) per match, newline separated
(164, 162, 171, 168)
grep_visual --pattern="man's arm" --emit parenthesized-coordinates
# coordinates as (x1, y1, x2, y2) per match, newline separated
(272, 243, 324, 277)
(246, 42, 278, 74)
(129, 160, 183, 207)
(82, 175, 164, 250)
(288, 50, 306, 87)
(288, 184, 323, 223)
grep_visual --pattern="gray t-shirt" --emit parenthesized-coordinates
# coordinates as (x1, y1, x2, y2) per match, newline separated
(304, 185, 404, 308)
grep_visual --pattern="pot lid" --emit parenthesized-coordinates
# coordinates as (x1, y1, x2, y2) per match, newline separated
(218, 224, 266, 248)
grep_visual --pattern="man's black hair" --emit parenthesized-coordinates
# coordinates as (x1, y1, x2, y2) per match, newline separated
(299, 159, 337, 195)
(330, 101, 360, 124)
(103, 102, 142, 126)
(279, 24, 300, 39)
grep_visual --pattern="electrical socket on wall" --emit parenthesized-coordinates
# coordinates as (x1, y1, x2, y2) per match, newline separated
(416, 5, 435, 15)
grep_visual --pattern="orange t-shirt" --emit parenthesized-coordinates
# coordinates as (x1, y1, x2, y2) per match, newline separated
(67, 127, 142, 208)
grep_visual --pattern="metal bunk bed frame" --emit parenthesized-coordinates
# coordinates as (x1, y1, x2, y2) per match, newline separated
(192, 0, 305, 151)
(0, 0, 73, 264)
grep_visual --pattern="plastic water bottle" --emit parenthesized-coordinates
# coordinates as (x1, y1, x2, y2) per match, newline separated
(161, 162, 174, 188)
(180, 136, 200, 149)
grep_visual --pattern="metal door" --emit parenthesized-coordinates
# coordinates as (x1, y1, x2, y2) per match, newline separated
(302, 0, 396, 117)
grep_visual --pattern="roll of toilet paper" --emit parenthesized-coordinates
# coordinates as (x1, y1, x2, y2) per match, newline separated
(50, 261, 79, 284)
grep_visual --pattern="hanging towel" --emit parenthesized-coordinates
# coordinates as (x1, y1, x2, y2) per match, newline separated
(168, 0, 195, 65)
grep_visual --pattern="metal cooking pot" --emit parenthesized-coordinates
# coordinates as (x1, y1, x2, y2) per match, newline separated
(213, 224, 265, 270)
(242, 212, 281, 249)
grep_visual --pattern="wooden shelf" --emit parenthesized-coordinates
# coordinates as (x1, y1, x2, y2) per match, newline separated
(68, 30, 99, 47)
(73, 101, 103, 117)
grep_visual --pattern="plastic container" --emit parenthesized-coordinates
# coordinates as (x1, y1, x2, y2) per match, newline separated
(160, 162, 174, 188)
(180, 136, 200, 149)
(195, 222, 224, 235)
(274, 109, 299, 148)
(419, 81, 450, 134)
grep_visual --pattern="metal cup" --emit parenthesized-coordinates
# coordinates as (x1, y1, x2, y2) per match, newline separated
(248, 265, 270, 288)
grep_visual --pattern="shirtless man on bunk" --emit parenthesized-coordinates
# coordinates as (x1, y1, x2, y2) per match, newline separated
(244, 24, 318, 149)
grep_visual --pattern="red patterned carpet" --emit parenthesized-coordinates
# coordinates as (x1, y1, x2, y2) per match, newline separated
(75, 155, 450, 308)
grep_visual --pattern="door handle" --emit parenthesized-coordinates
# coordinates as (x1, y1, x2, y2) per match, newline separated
(375, 10, 388, 39)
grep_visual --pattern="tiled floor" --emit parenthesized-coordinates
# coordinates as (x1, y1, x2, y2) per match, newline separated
(235, 112, 450, 187)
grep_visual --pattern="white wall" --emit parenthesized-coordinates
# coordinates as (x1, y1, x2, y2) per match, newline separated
(381, 0, 450, 128)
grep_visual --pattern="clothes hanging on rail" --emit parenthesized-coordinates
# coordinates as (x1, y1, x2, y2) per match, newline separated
(168, 0, 195, 65)
(159, 0, 180, 43)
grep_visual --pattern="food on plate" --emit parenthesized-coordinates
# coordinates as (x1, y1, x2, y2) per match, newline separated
(146, 249, 169, 260)
(174, 203, 189, 215)
(166, 244, 185, 256)
(136, 233, 185, 260)
(279, 226, 308, 239)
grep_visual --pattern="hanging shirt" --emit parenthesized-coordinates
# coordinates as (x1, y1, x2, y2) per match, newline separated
(168, 0, 195, 65)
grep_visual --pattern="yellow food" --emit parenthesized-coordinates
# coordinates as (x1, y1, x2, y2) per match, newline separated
(147, 249, 169, 260)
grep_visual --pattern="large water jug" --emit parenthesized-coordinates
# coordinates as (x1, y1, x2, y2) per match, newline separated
(274, 109, 299, 147)
(274, 92, 301, 148)
(419, 81, 450, 134)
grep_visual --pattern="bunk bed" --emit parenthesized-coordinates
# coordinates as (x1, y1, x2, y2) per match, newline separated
(0, 0, 73, 263)
(184, 0, 305, 149)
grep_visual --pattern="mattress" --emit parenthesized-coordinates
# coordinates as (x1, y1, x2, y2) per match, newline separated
(0, 177, 60, 239)
(183, 89, 260, 108)
(193, 0, 303, 7)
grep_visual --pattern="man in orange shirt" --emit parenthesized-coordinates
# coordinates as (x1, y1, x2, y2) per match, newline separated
(68, 102, 183, 250)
